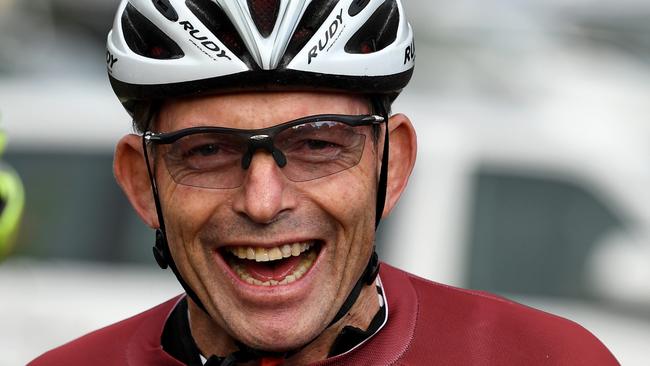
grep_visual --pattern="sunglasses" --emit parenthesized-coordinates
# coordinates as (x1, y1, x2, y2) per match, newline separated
(143, 114, 385, 189)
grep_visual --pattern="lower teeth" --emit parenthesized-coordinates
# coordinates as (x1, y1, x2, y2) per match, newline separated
(231, 248, 317, 286)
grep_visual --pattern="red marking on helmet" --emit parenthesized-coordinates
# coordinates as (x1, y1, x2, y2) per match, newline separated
(360, 41, 373, 54)
(149, 46, 167, 58)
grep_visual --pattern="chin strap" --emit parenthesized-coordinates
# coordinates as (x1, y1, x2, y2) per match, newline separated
(143, 135, 210, 314)
(327, 96, 389, 323)
(142, 97, 389, 364)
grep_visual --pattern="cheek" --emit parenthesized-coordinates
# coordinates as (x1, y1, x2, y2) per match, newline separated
(312, 152, 379, 295)
(301, 148, 378, 241)
(309, 172, 375, 224)
(160, 182, 225, 249)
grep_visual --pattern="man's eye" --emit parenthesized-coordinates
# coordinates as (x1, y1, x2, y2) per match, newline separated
(306, 139, 338, 150)
(186, 144, 219, 157)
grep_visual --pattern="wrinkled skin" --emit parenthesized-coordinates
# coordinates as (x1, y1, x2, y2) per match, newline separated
(114, 92, 417, 364)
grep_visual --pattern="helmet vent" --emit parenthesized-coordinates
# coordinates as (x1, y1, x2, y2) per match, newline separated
(280, 0, 339, 66)
(348, 0, 371, 17)
(121, 3, 184, 59)
(186, 0, 256, 68)
(247, 0, 280, 38)
(345, 0, 399, 54)
(153, 0, 179, 22)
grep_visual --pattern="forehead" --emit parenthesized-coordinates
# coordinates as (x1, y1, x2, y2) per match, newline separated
(156, 92, 370, 132)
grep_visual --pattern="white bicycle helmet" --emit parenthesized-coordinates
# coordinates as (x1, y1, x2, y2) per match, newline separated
(107, 0, 415, 116)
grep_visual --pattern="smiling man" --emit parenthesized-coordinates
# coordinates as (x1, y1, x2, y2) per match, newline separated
(30, 0, 619, 365)
(128, 92, 402, 364)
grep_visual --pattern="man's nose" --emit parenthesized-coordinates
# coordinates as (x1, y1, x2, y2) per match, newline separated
(233, 151, 295, 224)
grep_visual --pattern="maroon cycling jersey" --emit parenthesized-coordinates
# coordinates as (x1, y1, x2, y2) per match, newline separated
(29, 263, 618, 365)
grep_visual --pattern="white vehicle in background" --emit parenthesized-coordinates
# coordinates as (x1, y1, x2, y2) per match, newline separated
(389, 92, 650, 304)
(384, 2, 650, 362)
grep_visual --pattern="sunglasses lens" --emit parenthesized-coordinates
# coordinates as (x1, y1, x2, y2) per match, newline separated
(161, 132, 247, 189)
(275, 121, 366, 182)
(156, 119, 371, 189)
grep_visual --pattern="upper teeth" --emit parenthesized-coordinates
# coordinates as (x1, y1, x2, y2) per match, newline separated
(228, 242, 313, 262)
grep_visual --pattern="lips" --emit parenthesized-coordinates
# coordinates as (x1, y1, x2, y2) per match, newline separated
(222, 241, 320, 286)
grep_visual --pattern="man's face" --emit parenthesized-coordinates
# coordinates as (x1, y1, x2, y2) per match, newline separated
(153, 92, 380, 350)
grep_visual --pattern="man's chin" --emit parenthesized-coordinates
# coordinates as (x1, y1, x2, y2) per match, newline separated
(228, 317, 327, 353)
(195, 239, 342, 352)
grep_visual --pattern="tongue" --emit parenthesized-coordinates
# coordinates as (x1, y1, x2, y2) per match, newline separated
(244, 254, 303, 282)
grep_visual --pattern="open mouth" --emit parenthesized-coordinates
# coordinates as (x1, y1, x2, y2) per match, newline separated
(222, 241, 321, 287)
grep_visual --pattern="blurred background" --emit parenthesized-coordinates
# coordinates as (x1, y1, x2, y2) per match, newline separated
(0, 0, 649, 364)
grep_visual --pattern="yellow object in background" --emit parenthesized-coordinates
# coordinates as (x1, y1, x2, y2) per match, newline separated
(0, 129, 25, 261)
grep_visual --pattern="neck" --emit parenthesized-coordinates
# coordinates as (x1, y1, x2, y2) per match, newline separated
(188, 282, 380, 365)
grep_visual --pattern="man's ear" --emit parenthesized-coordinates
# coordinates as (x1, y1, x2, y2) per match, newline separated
(114, 134, 160, 229)
(382, 113, 417, 218)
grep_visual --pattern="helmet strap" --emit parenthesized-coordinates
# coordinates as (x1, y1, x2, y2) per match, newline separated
(142, 134, 209, 313)
(325, 95, 388, 326)
(374, 97, 390, 229)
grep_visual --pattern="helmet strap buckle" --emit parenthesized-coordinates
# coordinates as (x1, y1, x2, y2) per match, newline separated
(153, 229, 169, 269)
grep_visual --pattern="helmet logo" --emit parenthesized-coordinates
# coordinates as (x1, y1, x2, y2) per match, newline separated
(179, 20, 232, 61)
(106, 51, 118, 70)
(404, 40, 415, 65)
(308, 8, 344, 65)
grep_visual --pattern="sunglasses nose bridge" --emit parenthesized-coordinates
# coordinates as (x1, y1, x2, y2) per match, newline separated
(241, 135, 287, 170)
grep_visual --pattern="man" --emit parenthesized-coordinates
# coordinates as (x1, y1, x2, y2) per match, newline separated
(31, 0, 618, 365)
